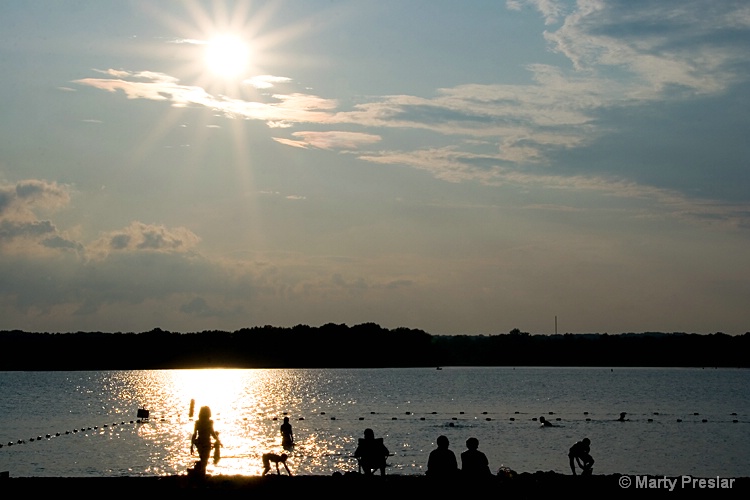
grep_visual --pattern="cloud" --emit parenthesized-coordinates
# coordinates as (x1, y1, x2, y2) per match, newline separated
(244, 75, 292, 89)
(274, 131, 381, 151)
(179, 296, 242, 318)
(0, 180, 73, 251)
(89, 221, 201, 259)
(75, 71, 337, 127)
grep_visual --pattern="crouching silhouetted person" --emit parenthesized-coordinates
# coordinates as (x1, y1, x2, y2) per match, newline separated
(568, 438, 594, 475)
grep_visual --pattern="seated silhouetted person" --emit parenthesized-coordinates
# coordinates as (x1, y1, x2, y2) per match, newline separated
(262, 452, 291, 476)
(568, 438, 594, 475)
(461, 437, 491, 478)
(427, 435, 458, 478)
(354, 428, 389, 476)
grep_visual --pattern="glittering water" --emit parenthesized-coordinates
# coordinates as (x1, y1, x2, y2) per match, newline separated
(1, 367, 748, 478)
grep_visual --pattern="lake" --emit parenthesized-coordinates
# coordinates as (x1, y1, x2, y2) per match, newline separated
(0, 367, 748, 478)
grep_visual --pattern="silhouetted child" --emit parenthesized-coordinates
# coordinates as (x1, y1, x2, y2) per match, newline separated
(568, 438, 594, 475)
(460, 437, 491, 478)
(427, 435, 458, 478)
(354, 428, 389, 476)
(190, 406, 221, 474)
(280, 416, 294, 447)
(262, 452, 291, 476)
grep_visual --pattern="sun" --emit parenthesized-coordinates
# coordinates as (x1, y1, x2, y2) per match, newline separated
(204, 34, 251, 79)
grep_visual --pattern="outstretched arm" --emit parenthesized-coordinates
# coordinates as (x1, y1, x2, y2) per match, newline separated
(190, 424, 197, 454)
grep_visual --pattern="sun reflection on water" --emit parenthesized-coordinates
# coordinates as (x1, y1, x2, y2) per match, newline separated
(114, 369, 348, 476)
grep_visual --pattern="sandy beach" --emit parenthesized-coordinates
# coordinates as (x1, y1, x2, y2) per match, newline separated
(3, 473, 748, 495)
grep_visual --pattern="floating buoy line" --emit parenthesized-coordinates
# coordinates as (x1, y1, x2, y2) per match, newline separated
(1, 408, 742, 450)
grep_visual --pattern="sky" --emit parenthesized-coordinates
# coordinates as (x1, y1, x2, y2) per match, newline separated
(1, 0, 749, 336)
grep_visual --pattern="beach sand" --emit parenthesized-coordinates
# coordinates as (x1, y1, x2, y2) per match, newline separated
(3, 472, 748, 495)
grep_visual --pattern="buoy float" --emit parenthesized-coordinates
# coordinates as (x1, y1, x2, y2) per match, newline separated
(359, 417, 364, 420)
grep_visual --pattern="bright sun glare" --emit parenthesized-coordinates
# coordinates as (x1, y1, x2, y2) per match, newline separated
(204, 35, 250, 78)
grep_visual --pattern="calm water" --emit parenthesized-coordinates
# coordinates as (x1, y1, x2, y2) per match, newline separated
(0, 367, 748, 478)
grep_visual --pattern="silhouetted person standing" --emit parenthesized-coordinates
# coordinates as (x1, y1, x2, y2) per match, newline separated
(461, 437, 491, 478)
(354, 428, 389, 476)
(191, 406, 221, 475)
(280, 416, 294, 447)
(427, 435, 458, 478)
(568, 437, 594, 475)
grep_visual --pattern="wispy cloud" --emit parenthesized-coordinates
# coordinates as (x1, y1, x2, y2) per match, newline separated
(245, 75, 292, 89)
(273, 131, 381, 150)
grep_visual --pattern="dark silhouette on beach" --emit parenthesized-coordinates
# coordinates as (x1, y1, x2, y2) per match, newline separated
(568, 438, 594, 475)
(617, 412, 629, 421)
(427, 435, 459, 478)
(354, 428, 389, 476)
(262, 453, 291, 476)
(460, 437, 491, 478)
(190, 406, 221, 475)
(280, 416, 294, 448)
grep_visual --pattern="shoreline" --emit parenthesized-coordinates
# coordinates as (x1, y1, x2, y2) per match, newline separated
(3, 473, 749, 493)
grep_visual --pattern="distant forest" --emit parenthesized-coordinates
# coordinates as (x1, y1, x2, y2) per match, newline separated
(1, 324, 748, 370)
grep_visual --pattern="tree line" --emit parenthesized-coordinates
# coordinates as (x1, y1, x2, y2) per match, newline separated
(1, 324, 748, 370)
